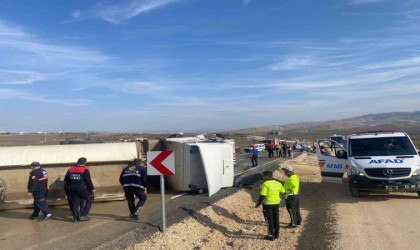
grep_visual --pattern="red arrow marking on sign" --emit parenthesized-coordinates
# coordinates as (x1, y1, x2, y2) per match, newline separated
(150, 151, 174, 175)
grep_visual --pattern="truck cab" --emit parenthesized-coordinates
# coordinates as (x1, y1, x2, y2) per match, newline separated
(316, 131, 420, 198)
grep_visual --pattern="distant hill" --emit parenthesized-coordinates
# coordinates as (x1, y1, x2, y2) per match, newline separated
(227, 111, 420, 135)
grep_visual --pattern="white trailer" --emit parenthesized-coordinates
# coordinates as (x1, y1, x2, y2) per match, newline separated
(164, 138, 234, 196)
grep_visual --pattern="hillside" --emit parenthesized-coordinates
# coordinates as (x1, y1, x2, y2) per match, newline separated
(228, 111, 420, 134)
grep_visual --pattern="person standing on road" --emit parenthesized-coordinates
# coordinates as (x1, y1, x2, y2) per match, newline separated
(119, 159, 148, 220)
(277, 144, 283, 157)
(267, 143, 274, 158)
(255, 170, 285, 241)
(282, 166, 302, 228)
(281, 141, 287, 158)
(64, 157, 95, 222)
(287, 144, 292, 157)
(250, 145, 259, 167)
(27, 162, 52, 221)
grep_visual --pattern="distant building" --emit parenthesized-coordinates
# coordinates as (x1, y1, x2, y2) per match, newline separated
(244, 135, 266, 141)
(267, 130, 283, 136)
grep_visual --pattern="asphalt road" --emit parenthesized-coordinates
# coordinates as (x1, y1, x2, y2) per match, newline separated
(0, 151, 289, 250)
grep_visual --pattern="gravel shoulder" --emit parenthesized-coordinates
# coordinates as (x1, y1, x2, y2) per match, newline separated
(131, 153, 341, 250)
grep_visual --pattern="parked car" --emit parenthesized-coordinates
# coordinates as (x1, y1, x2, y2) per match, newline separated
(244, 144, 266, 153)
(294, 141, 312, 152)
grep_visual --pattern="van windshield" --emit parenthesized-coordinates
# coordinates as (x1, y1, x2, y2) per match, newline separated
(349, 136, 417, 157)
(331, 136, 344, 144)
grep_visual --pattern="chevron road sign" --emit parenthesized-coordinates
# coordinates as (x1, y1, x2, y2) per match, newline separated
(147, 150, 175, 176)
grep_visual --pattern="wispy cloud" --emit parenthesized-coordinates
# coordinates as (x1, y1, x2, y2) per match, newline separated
(0, 88, 89, 106)
(270, 57, 315, 71)
(0, 21, 110, 67)
(72, 0, 184, 24)
(0, 69, 47, 85)
(350, 0, 386, 4)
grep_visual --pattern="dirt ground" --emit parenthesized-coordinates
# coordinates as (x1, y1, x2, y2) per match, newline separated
(132, 153, 337, 250)
(130, 153, 420, 250)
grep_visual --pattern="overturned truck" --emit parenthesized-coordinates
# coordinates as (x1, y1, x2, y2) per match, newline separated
(0, 136, 235, 209)
(0, 142, 147, 209)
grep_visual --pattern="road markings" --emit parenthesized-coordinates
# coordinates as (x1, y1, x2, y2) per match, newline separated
(234, 158, 281, 176)
(170, 193, 187, 200)
(23, 219, 110, 250)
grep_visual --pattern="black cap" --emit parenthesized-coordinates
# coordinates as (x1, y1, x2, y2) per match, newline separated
(77, 157, 87, 165)
(31, 162, 40, 168)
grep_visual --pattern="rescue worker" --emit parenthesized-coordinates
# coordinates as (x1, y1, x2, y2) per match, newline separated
(255, 171, 285, 241)
(250, 145, 259, 167)
(27, 162, 52, 221)
(64, 157, 95, 222)
(119, 159, 148, 220)
(282, 166, 302, 228)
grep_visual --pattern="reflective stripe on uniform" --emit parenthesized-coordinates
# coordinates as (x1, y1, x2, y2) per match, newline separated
(123, 184, 144, 188)
(123, 173, 141, 177)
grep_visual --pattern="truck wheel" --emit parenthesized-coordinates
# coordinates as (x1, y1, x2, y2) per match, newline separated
(350, 187, 360, 198)
(0, 179, 6, 203)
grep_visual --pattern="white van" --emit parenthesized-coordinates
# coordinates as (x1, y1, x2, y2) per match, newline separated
(245, 144, 266, 152)
(316, 130, 420, 198)
(255, 144, 266, 152)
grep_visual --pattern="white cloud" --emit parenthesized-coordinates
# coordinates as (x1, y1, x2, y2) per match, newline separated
(270, 57, 315, 71)
(350, 0, 386, 4)
(0, 69, 47, 85)
(0, 88, 26, 99)
(0, 88, 89, 106)
(73, 0, 184, 24)
(0, 22, 110, 71)
(23, 96, 90, 106)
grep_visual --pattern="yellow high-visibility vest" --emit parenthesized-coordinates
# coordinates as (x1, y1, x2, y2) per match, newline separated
(260, 179, 285, 205)
(284, 174, 299, 194)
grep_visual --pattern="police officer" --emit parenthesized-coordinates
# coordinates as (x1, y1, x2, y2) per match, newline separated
(282, 166, 302, 228)
(27, 161, 52, 221)
(119, 159, 148, 220)
(64, 157, 95, 222)
(255, 171, 285, 241)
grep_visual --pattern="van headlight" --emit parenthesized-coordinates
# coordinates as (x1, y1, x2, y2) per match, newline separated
(350, 166, 365, 176)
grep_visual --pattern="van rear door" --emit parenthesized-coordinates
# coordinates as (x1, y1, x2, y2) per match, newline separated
(316, 139, 348, 183)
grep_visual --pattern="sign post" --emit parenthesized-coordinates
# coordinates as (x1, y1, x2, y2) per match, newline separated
(147, 150, 175, 233)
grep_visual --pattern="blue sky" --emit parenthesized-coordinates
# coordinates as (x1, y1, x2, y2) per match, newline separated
(1, 0, 420, 132)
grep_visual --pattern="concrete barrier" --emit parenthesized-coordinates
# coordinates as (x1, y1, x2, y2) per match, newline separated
(0, 141, 163, 209)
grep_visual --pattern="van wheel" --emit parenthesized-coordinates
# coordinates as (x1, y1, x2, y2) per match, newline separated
(350, 187, 360, 198)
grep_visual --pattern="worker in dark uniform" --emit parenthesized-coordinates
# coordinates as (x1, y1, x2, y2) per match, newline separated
(282, 166, 302, 228)
(119, 159, 148, 220)
(64, 157, 95, 222)
(27, 161, 52, 221)
(255, 171, 285, 241)
(250, 145, 259, 167)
